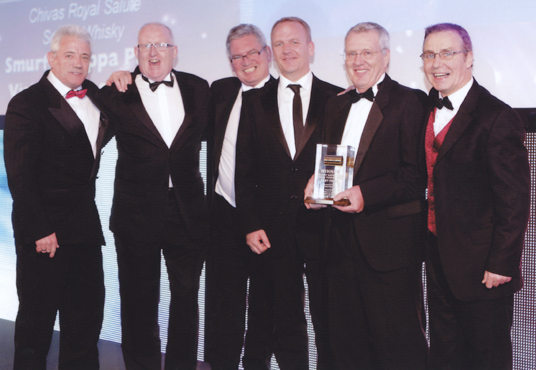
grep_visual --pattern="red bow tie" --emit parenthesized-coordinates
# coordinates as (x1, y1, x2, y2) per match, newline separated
(66, 89, 87, 99)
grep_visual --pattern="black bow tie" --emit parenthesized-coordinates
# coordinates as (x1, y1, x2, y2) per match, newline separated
(141, 74, 174, 92)
(348, 87, 374, 103)
(430, 88, 453, 110)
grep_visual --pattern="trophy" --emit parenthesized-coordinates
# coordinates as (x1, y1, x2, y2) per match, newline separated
(305, 144, 356, 206)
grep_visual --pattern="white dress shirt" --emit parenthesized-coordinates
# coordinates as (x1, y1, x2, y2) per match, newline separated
(47, 71, 100, 158)
(433, 77, 473, 136)
(278, 71, 313, 158)
(135, 73, 185, 187)
(215, 75, 271, 207)
(341, 73, 385, 152)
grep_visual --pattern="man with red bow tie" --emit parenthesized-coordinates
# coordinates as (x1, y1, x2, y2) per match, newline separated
(4, 24, 110, 369)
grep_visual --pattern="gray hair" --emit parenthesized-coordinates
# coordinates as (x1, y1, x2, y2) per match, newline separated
(226, 24, 267, 58)
(50, 24, 92, 53)
(138, 22, 175, 45)
(346, 22, 390, 54)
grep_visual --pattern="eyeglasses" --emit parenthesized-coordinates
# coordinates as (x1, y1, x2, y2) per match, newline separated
(343, 50, 382, 61)
(420, 50, 470, 61)
(137, 43, 174, 51)
(230, 46, 266, 64)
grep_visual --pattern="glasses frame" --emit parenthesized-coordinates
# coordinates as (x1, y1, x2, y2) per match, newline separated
(342, 50, 383, 61)
(137, 43, 175, 52)
(230, 46, 267, 64)
(420, 50, 471, 61)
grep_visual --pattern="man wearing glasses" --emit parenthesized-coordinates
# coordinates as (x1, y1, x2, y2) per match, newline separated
(204, 23, 275, 370)
(101, 22, 209, 370)
(235, 17, 342, 369)
(420, 23, 529, 370)
(305, 22, 428, 369)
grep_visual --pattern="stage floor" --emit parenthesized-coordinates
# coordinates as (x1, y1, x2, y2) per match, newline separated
(0, 318, 211, 370)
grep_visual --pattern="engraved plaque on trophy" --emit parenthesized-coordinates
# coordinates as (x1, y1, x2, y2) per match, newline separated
(305, 144, 356, 206)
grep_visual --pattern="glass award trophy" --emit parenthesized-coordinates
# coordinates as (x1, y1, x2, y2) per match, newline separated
(305, 144, 356, 206)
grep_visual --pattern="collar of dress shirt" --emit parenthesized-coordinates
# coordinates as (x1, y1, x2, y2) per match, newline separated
(47, 70, 83, 98)
(438, 77, 474, 111)
(242, 74, 271, 92)
(279, 71, 313, 93)
(371, 73, 386, 96)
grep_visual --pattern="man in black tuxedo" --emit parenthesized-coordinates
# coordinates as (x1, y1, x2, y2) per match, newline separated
(235, 16, 342, 370)
(4, 25, 109, 369)
(204, 24, 275, 370)
(420, 23, 530, 370)
(305, 22, 428, 370)
(100, 23, 209, 370)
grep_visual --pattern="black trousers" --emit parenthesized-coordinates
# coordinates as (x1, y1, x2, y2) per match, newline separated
(242, 239, 333, 370)
(115, 192, 206, 370)
(426, 233, 514, 370)
(14, 242, 104, 370)
(327, 227, 428, 370)
(204, 194, 271, 370)
(238, 247, 307, 370)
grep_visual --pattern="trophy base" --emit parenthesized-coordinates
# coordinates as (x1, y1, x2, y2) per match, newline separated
(304, 197, 350, 206)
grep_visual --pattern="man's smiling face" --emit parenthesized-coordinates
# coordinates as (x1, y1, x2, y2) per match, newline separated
(423, 30, 473, 97)
(230, 34, 271, 87)
(344, 30, 389, 93)
(135, 23, 177, 82)
(271, 21, 314, 82)
(47, 35, 91, 89)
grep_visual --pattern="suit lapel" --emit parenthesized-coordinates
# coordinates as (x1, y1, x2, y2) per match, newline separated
(43, 76, 94, 158)
(262, 80, 292, 158)
(84, 80, 110, 179)
(95, 113, 108, 154)
(213, 85, 240, 174)
(354, 103, 383, 174)
(84, 79, 108, 154)
(48, 100, 87, 142)
(351, 75, 393, 175)
(171, 71, 196, 149)
(124, 79, 166, 144)
(296, 75, 322, 159)
(436, 80, 480, 164)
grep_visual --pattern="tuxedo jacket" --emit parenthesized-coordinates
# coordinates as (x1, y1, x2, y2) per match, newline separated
(425, 80, 530, 301)
(235, 75, 342, 259)
(100, 68, 210, 243)
(323, 74, 427, 272)
(206, 75, 275, 207)
(4, 71, 109, 246)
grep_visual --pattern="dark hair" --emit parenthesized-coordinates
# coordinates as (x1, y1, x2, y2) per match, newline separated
(424, 23, 472, 52)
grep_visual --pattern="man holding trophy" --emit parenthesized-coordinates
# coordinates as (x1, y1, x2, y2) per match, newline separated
(305, 22, 428, 370)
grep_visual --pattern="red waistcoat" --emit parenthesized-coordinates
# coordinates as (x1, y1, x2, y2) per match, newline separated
(425, 108, 454, 235)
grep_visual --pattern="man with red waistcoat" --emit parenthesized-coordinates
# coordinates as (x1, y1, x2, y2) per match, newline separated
(421, 23, 530, 370)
